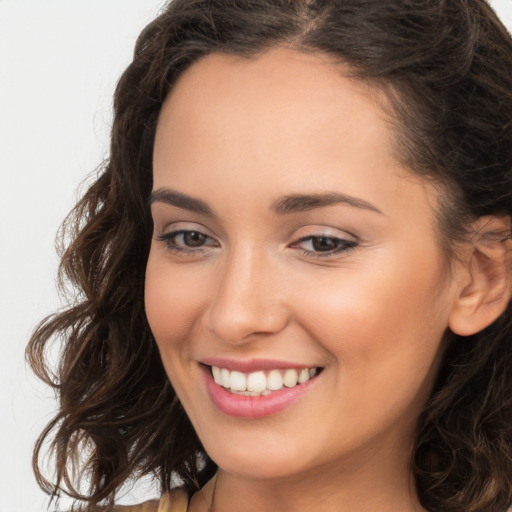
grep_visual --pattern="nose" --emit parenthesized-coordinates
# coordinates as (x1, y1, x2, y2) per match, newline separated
(203, 245, 289, 345)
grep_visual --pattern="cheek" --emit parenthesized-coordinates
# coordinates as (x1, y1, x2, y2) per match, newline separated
(144, 256, 206, 361)
(292, 251, 451, 392)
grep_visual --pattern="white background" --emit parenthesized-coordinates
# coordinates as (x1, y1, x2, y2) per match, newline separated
(1, 1, 511, 511)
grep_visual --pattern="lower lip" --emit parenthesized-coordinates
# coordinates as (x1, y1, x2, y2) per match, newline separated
(201, 366, 318, 418)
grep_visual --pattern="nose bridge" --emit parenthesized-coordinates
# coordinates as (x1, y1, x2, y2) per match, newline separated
(205, 241, 287, 343)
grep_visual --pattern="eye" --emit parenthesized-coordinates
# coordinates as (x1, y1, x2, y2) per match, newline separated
(292, 235, 357, 257)
(156, 229, 218, 254)
(177, 231, 208, 247)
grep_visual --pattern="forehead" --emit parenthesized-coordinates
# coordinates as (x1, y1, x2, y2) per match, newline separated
(158, 48, 387, 140)
(153, 48, 440, 236)
(155, 48, 395, 183)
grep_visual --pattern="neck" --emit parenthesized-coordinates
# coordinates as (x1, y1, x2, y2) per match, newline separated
(194, 446, 426, 512)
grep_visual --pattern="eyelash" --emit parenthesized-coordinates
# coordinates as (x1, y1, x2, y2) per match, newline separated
(292, 235, 358, 258)
(156, 230, 358, 258)
(157, 230, 218, 254)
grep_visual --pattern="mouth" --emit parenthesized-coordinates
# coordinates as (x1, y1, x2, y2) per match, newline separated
(200, 361, 323, 418)
(209, 365, 320, 396)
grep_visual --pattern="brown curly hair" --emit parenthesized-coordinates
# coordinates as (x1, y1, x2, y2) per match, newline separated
(27, 1, 512, 510)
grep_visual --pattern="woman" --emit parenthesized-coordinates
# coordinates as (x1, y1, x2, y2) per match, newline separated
(28, 1, 512, 511)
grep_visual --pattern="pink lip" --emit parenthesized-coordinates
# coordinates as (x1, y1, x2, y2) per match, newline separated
(200, 363, 319, 418)
(200, 357, 315, 373)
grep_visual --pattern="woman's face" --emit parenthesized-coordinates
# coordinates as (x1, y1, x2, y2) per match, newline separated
(146, 48, 460, 481)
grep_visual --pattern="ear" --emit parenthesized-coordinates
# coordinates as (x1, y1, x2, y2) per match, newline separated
(449, 215, 512, 336)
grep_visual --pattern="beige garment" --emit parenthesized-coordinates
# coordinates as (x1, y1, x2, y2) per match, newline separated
(114, 489, 189, 512)
(157, 490, 189, 512)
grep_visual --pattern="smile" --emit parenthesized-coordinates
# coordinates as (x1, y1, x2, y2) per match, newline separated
(211, 366, 318, 396)
(201, 362, 322, 418)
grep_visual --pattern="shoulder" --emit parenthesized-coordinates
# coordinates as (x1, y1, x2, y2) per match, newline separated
(113, 489, 189, 512)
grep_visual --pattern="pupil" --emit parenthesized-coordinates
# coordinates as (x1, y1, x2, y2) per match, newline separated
(184, 231, 205, 247)
(312, 237, 337, 251)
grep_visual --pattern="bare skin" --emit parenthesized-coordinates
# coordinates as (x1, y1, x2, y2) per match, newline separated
(146, 48, 510, 511)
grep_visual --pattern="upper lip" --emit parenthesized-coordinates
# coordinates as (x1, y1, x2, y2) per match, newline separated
(200, 357, 319, 373)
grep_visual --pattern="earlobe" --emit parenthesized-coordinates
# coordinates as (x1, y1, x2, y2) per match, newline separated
(448, 215, 512, 337)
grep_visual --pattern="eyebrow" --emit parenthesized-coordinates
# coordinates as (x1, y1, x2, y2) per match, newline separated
(149, 188, 214, 215)
(149, 188, 383, 216)
(272, 192, 383, 215)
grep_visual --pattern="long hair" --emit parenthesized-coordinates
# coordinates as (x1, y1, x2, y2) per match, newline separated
(27, 1, 512, 510)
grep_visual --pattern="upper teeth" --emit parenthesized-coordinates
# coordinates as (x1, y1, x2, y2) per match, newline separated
(211, 366, 318, 395)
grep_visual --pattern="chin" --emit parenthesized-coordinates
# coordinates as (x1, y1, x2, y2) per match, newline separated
(201, 429, 318, 480)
